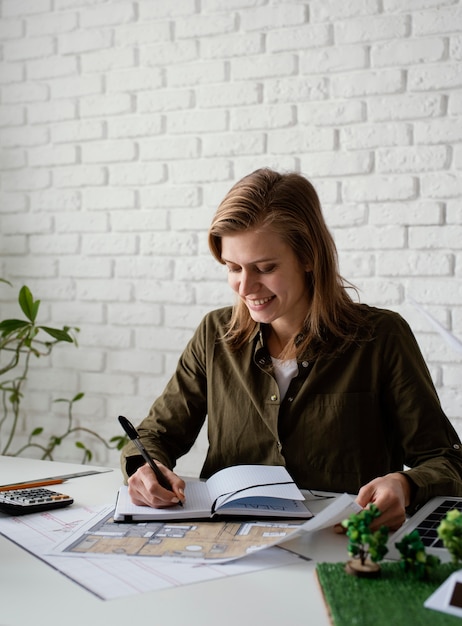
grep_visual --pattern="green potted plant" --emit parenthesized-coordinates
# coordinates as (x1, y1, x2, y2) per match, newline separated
(0, 279, 126, 462)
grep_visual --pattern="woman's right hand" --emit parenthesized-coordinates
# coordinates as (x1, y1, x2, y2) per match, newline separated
(127, 461, 185, 508)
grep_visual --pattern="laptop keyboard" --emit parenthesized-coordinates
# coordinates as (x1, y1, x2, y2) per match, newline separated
(415, 499, 462, 549)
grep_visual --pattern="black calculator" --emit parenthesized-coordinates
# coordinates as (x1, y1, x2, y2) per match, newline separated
(0, 487, 74, 515)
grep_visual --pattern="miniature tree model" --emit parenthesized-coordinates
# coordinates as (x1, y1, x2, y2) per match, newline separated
(437, 509, 462, 564)
(395, 529, 440, 580)
(342, 504, 389, 577)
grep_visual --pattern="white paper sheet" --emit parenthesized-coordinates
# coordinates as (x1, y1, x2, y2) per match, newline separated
(0, 493, 361, 600)
(299, 493, 362, 532)
(0, 504, 300, 600)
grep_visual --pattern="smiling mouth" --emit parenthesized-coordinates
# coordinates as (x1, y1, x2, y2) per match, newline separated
(247, 296, 275, 306)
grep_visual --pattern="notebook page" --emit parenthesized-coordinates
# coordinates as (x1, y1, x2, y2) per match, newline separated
(114, 481, 212, 519)
(205, 465, 304, 509)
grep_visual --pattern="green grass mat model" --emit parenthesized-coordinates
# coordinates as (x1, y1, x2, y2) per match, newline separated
(316, 561, 461, 626)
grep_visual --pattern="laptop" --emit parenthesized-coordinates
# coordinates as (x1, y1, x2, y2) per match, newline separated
(387, 496, 462, 563)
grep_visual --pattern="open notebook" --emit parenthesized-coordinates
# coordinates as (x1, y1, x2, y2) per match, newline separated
(387, 496, 462, 563)
(114, 464, 313, 522)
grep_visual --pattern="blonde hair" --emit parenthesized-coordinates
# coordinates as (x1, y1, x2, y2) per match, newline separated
(208, 168, 366, 356)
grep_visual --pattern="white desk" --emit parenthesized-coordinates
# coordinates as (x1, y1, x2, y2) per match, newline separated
(0, 456, 348, 626)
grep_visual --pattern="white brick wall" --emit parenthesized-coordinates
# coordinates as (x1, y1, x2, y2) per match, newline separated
(0, 0, 461, 476)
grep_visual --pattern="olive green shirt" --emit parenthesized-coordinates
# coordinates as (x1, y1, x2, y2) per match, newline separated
(121, 305, 462, 511)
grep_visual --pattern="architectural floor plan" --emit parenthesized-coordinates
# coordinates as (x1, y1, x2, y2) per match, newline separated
(60, 510, 304, 562)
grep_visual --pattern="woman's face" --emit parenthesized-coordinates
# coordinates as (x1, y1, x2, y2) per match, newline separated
(221, 225, 311, 335)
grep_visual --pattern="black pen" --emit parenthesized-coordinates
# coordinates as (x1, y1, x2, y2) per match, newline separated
(118, 415, 183, 506)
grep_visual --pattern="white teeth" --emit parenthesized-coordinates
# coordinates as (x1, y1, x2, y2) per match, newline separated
(250, 297, 272, 305)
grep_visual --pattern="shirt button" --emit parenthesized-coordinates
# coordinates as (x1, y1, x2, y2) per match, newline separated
(276, 441, 282, 450)
(454, 444, 461, 450)
(271, 394, 278, 401)
(301, 361, 309, 368)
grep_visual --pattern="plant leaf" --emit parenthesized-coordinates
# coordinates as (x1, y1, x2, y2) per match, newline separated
(39, 326, 74, 342)
(0, 319, 30, 335)
(110, 435, 129, 450)
(31, 427, 44, 437)
(18, 286, 40, 323)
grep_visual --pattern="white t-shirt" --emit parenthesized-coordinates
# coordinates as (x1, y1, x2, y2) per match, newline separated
(270, 357, 298, 400)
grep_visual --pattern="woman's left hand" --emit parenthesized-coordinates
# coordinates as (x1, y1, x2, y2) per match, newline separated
(355, 472, 411, 531)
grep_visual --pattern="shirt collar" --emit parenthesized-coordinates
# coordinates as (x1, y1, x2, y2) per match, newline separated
(249, 323, 306, 344)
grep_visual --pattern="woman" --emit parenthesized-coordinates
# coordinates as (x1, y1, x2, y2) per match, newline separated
(121, 168, 462, 530)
